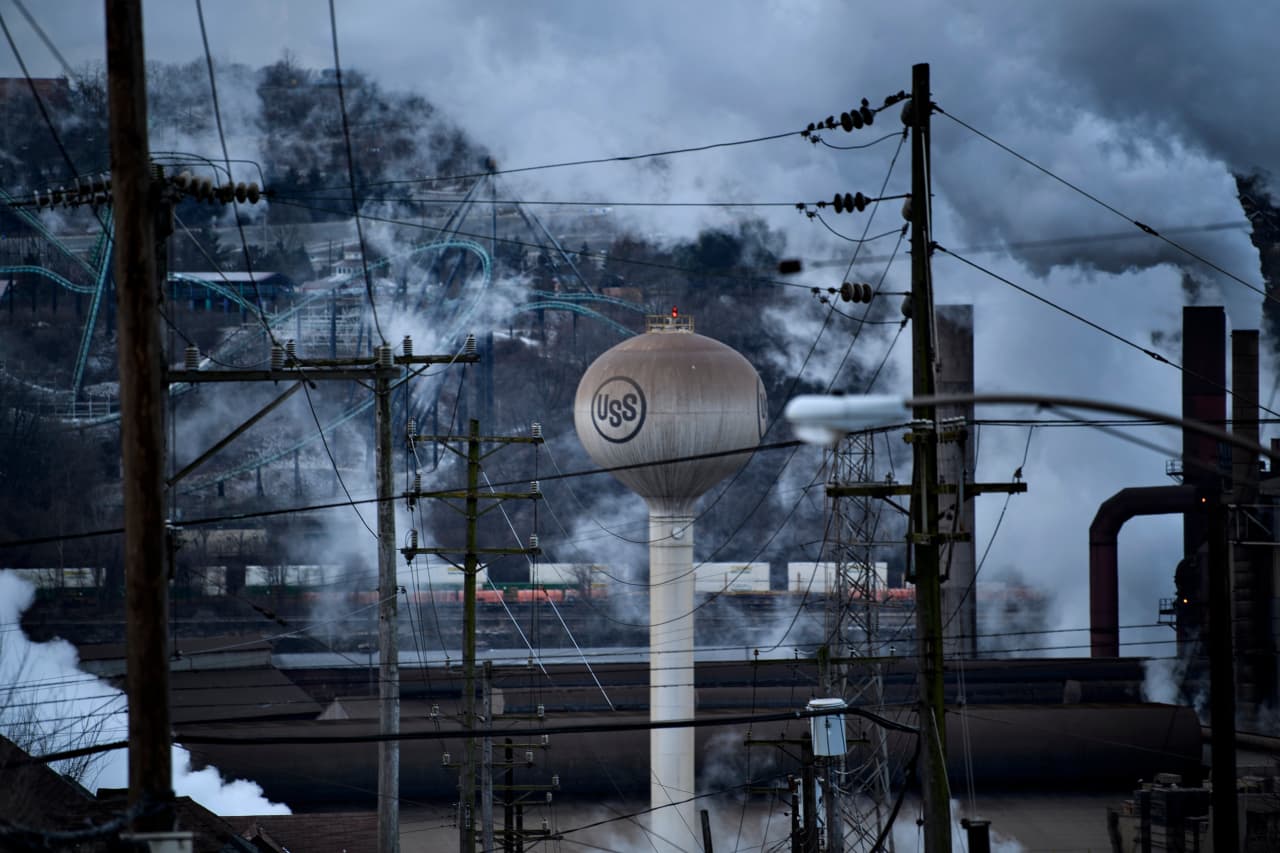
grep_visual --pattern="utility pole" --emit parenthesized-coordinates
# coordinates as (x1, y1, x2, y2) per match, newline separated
(106, 0, 172, 831)
(907, 61, 951, 853)
(399, 419, 542, 853)
(462, 418, 481, 853)
(503, 738, 515, 853)
(481, 661, 495, 853)
(376, 359, 399, 853)
(801, 735, 818, 853)
(171, 345, 476, 850)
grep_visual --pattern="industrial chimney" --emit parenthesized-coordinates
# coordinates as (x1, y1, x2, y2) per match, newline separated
(574, 312, 766, 852)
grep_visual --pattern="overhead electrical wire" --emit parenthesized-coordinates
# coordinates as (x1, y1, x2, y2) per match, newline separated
(10, 0, 75, 79)
(20, 703, 910, 765)
(297, 370, 377, 538)
(595, 128, 913, 609)
(289, 128, 806, 196)
(523, 220, 898, 607)
(278, 194, 811, 209)
(193, 0, 278, 344)
(0, 613, 1203, 711)
(936, 107, 1273, 307)
(812, 215, 903, 245)
(0, 9, 80, 186)
(940, 426, 1034, 638)
(936, 244, 1280, 423)
(817, 130, 903, 151)
(267, 196, 821, 292)
(325, 0, 386, 345)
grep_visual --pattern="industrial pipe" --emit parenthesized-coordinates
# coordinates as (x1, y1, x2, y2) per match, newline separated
(1089, 485, 1199, 657)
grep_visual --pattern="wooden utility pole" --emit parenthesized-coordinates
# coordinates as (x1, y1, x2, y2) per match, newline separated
(462, 418, 481, 853)
(503, 739, 515, 853)
(106, 0, 173, 830)
(907, 61, 952, 853)
(376, 363, 399, 853)
(398, 419, 542, 853)
(801, 735, 818, 853)
(481, 661, 495, 853)
(170, 347, 476, 849)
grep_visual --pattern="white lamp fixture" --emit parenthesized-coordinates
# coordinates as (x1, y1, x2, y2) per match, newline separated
(783, 394, 910, 446)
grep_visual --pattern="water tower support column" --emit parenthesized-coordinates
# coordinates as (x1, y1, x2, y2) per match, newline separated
(649, 510, 697, 852)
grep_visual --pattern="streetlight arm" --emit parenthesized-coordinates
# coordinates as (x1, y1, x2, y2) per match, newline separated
(910, 392, 1278, 468)
(784, 391, 1278, 468)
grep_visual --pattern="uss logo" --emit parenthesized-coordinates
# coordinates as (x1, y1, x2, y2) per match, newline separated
(591, 376, 646, 443)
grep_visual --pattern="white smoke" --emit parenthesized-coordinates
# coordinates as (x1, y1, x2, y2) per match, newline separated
(0, 570, 290, 815)
(10, 0, 1279, 727)
(1141, 656, 1185, 706)
(892, 800, 1026, 853)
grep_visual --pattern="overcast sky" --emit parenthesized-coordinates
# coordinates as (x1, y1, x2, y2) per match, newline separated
(7, 1, 1280, 656)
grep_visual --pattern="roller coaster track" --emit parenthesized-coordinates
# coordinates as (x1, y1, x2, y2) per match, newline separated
(0, 265, 98, 294)
(174, 238, 497, 489)
(70, 208, 114, 400)
(10, 225, 646, 494)
(528, 289, 647, 313)
(0, 189, 99, 279)
(179, 295, 642, 493)
(520, 300, 636, 338)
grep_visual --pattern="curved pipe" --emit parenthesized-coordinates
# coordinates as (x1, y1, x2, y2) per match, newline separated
(1089, 485, 1199, 657)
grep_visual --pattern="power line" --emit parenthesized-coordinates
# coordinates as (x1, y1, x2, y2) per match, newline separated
(817, 131, 903, 152)
(20, 704, 906, 764)
(297, 369, 377, 538)
(10, 0, 76, 80)
(936, 107, 1272, 306)
(812, 216, 903, 246)
(290, 128, 806, 196)
(0, 619, 1204, 706)
(270, 195, 822, 294)
(936, 244, 1280, 423)
(0, 438, 804, 549)
(940, 426, 1034, 635)
(325, 0, 386, 345)
(193, 0, 278, 345)
(274, 194, 808, 209)
(0, 9, 79, 183)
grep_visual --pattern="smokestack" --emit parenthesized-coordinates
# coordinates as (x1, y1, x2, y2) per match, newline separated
(1181, 306, 1227, 553)
(1231, 329, 1260, 496)
(1230, 329, 1273, 710)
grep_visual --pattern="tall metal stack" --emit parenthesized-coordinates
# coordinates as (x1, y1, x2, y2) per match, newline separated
(574, 312, 766, 853)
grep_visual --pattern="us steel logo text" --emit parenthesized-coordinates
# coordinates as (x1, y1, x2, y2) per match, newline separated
(592, 376, 646, 443)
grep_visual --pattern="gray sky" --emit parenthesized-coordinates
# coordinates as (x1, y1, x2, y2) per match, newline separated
(7, 0, 1279, 655)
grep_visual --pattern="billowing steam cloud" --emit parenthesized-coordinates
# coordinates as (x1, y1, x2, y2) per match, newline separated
(0, 571, 289, 815)
(8, 1, 1279, 686)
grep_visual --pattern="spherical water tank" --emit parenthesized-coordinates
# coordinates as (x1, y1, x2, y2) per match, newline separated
(573, 326, 767, 513)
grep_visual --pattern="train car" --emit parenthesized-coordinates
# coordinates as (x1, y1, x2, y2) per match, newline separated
(787, 561, 888, 595)
(694, 562, 770, 594)
(530, 562, 608, 596)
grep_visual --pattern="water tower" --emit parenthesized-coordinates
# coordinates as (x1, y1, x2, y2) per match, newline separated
(574, 312, 766, 851)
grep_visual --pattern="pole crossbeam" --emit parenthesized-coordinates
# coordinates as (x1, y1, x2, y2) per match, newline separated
(827, 481, 1025, 498)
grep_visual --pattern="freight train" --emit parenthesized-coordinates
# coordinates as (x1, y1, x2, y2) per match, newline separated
(5, 560, 934, 604)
